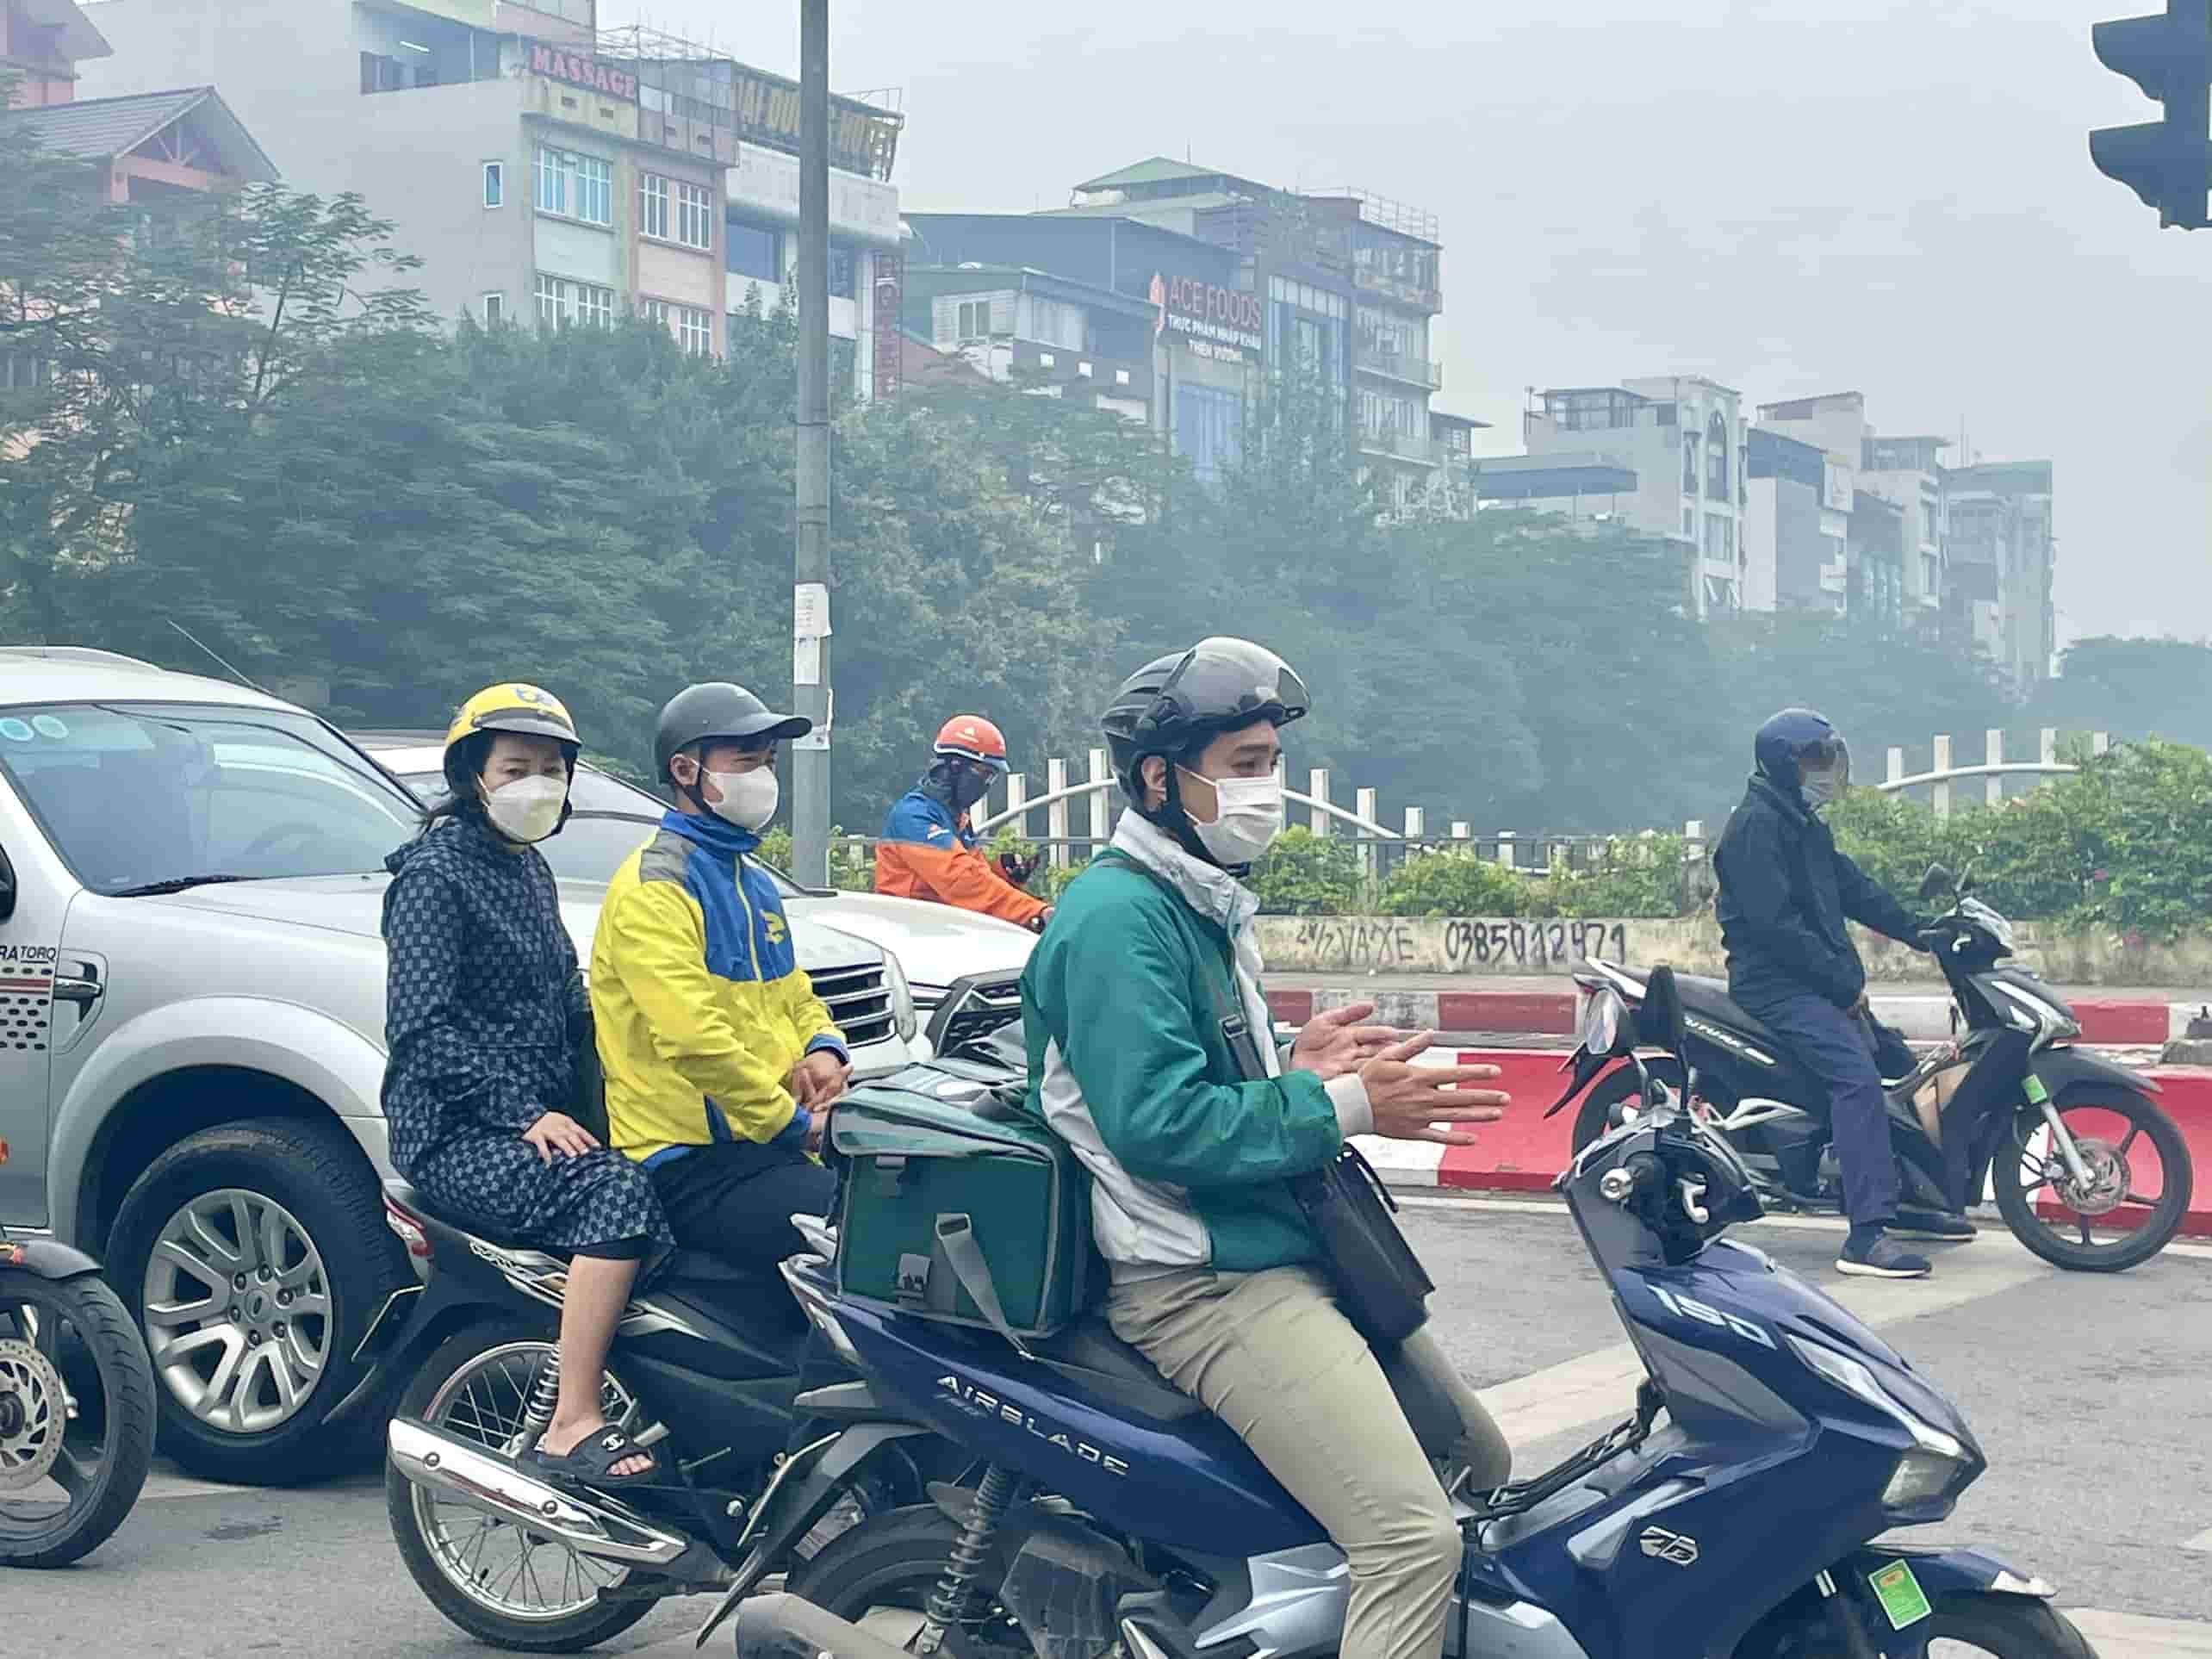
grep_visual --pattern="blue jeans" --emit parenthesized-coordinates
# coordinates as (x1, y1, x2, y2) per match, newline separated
(1735, 988, 1898, 1227)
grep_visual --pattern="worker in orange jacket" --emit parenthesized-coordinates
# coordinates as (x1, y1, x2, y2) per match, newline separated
(874, 716, 1051, 932)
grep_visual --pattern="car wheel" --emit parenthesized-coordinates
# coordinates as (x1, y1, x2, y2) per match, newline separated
(106, 1115, 410, 1485)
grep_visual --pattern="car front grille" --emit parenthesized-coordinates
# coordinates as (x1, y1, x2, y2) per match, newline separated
(811, 962, 897, 1049)
(929, 975, 1022, 1057)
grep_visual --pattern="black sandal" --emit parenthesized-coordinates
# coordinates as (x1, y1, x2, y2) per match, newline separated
(524, 1425, 662, 1490)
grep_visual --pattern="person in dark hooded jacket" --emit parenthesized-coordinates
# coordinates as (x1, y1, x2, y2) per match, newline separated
(1714, 707, 1970, 1280)
(382, 683, 673, 1490)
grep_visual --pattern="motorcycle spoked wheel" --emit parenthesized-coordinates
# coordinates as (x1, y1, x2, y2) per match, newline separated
(1768, 1592, 2097, 1658)
(0, 1270, 156, 1568)
(787, 1505, 1037, 1657)
(384, 1318, 657, 1653)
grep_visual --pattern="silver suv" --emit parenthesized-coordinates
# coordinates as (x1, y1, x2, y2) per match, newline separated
(0, 648, 923, 1484)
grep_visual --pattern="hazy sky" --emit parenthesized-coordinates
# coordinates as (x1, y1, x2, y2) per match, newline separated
(608, 0, 2211, 645)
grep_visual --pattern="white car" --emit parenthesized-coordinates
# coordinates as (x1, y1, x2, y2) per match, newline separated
(350, 735, 1035, 1043)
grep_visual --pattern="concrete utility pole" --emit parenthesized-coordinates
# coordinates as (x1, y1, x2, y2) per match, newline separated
(791, 0, 832, 886)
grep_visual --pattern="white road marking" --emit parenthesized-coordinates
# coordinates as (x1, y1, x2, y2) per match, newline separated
(2068, 1610, 2212, 1656)
(139, 1469, 264, 1501)
(1475, 1228, 2054, 1447)
(2182, 1527, 2212, 1554)
(1398, 1190, 2212, 1259)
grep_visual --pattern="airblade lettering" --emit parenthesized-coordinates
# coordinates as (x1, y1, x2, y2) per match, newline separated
(936, 1373, 1130, 1476)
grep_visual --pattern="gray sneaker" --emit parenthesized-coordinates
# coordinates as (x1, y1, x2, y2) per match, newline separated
(1837, 1233, 1933, 1279)
(1889, 1206, 1977, 1243)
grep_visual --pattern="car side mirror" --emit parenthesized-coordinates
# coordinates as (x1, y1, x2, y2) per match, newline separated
(1917, 863, 1954, 902)
(0, 845, 16, 923)
(1639, 964, 1687, 1063)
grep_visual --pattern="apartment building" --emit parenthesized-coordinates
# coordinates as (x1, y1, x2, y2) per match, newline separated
(81, 1, 904, 389)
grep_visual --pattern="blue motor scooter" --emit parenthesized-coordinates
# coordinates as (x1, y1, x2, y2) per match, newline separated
(734, 966, 2093, 1658)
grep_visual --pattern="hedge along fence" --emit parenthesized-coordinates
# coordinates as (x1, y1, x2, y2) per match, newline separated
(766, 739, 2212, 940)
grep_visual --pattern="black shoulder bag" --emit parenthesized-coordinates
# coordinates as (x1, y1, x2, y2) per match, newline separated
(1107, 855, 1435, 1345)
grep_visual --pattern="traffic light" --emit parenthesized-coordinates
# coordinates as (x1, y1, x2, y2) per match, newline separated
(2090, 3, 2212, 229)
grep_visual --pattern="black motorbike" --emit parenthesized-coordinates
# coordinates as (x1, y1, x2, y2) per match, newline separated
(374, 977, 1016, 1653)
(1550, 863, 2192, 1272)
(0, 1230, 156, 1567)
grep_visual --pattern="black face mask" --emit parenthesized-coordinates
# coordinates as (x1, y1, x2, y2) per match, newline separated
(948, 764, 993, 811)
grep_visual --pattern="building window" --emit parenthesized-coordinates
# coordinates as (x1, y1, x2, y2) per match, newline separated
(956, 299, 991, 340)
(1175, 383, 1244, 483)
(1682, 506, 1694, 537)
(676, 182, 712, 251)
(638, 176, 711, 251)
(829, 245, 855, 299)
(726, 220, 780, 283)
(677, 306, 712, 356)
(535, 273, 616, 326)
(1682, 435, 1699, 494)
(1706, 412, 1730, 500)
(536, 146, 611, 226)
(1, 351, 49, 390)
(639, 299, 670, 326)
(482, 292, 505, 325)
(1267, 276, 1346, 389)
(482, 161, 504, 209)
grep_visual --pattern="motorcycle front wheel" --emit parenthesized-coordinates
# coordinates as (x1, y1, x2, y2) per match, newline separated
(1991, 1089, 2192, 1272)
(0, 1268, 155, 1567)
(1760, 1592, 2097, 1657)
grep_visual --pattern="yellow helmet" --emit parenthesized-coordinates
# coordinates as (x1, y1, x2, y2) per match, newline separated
(443, 683, 581, 754)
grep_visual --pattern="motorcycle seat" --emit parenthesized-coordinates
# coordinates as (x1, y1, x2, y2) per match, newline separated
(382, 1178, 758, 1285)
(1607, 966, 1788, 1053)
(1028, 1316, 1208, 1425)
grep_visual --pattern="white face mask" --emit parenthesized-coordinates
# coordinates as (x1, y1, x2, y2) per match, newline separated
(1178, 767, 1284, 867)
(1799, 766, 1842, 811)
(705, 767, 780, 833)
(483, 774, 566, 843)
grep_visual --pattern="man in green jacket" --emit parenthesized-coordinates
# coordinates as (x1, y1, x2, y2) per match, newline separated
(1022, 637, 1513, 1659)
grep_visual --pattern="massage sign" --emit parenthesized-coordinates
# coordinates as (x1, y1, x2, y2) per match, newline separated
(531, 44, 639, 102)
(1148, 272, 1264, 363)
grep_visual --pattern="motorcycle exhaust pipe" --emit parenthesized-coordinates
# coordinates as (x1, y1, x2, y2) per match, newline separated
(387, 1416, 691, 1568)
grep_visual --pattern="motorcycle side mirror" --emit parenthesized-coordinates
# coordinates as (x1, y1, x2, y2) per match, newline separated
(1917, 862, 1955, 902)
(1958, 863, 1978, 896)
(1639, 964, 1688, 1066)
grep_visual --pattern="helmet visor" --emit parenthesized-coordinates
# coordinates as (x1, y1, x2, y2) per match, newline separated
(1148, 637, 1311, 736)
(1799, 735, 1849, 786)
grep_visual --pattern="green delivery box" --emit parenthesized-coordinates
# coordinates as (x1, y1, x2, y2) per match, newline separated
(830, 1060, 1103, 1341)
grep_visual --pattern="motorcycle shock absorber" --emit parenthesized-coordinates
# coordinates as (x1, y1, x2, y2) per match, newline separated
(518, 1348, 562, 1452)
(916, 1463, 1021, 1656)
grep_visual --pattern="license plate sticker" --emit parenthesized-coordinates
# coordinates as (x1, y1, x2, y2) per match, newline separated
(1869, 1560, 1933, 1630)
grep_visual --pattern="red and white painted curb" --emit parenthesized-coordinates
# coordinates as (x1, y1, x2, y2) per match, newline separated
(1271, 987, 2209, 1047)
(1367, 1047, 2212, 1239)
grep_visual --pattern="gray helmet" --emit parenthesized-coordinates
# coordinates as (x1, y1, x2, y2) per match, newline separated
(1101, 637, 1309, 799)
(655, 683, 811, 783)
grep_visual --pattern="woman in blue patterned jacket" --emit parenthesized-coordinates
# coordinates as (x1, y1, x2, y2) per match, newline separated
(381, 682, 671, 1488)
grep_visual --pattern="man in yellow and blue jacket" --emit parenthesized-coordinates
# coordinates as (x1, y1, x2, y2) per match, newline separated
(591, 683, 849, 1271)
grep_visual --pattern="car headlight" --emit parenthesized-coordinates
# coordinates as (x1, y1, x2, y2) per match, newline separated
(881, 949, 919, 1043)
(1787, 1333, 1969, 1508)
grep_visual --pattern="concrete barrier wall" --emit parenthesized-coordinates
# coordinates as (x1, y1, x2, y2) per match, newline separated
(1254, 913, 2212, 988)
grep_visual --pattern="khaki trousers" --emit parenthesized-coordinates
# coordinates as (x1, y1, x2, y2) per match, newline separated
(1109, 1265, 1474, 1659)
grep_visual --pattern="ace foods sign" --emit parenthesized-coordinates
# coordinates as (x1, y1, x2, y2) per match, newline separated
(1149, 272, 1263, 362)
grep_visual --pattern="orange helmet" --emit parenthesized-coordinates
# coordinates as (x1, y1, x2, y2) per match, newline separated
(934, 714, 1010, 774)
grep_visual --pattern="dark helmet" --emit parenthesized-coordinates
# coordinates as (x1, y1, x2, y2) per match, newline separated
(1101, 637, 1310, 799)
(655, 682, 811, 784)
(1755, 707, 1849, 792)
